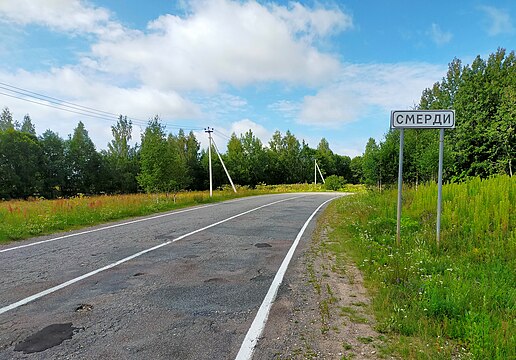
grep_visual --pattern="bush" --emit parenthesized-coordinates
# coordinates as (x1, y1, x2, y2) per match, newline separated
(324, 175, 346, 191)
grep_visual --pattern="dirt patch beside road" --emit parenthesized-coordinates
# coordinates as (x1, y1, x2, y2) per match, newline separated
(255, 217, 393, 359)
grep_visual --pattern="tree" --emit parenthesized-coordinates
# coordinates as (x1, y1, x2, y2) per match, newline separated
(362, 138, 381, 188)
(240, 130, 267, 186)
(282, 131, 302, 183)
(166, 132, 191, 192)
(299, 140, 316, 183)
(137, 116, 168, 193)
(267, 130, 302, 184)
(334, 154, 352, 183)
(315, 138, 336, 177)
(137, 116, 190, 193)
(65, 121, 102, 195)
(223, 130, 268, 187)
(0, 129, 42, 199)
(267, 130, 284, 184)
(176, 129, 203, 190)
(350, 156, 363, 184)
(497, 85, 516, 176)
(224, 133, 246, 185)
(0, 107, 16, 131)
(451, 49, 513, 179)
(39, 130, 67, 198)
(105, 115, 139, 193)
(108, 115, 132, 158)
(20, 114, 36, 135)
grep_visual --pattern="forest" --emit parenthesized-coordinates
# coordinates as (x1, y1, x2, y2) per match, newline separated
(362, 48, 515, 188)
(0, 111, 358, 199)
(0, 48, 514, 200)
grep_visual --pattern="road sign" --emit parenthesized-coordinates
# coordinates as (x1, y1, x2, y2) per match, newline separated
(391, 109, 455, 248)
(391, 110, 455, 129)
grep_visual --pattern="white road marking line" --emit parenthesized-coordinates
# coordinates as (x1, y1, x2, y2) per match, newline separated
(235, 197, 337, 360)
(0, 195, 304, 316)
(0, 203, 219, 254)
(0, 193, 285, 254)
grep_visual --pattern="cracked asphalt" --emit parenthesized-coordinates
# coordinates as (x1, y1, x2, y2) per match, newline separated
(0, 193, 339, 359)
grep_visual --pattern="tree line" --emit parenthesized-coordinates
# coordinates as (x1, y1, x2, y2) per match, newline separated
(0, 110, 361, 199)
(360, 48, 515, 188)
(2, 48, 513, 199)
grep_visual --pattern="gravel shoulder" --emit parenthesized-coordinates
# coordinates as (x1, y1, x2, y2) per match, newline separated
(255, 208, 393, 360)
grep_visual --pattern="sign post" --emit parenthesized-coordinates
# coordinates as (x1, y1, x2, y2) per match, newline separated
(390, 110, 455, 246)
(396, 128, 404, 246)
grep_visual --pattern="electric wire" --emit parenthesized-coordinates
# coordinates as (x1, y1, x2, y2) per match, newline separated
(213, 128, 231, 140)
(0, 81, 203, 132)
(0, 82, 123, 119)
(0, 91, 120, 123)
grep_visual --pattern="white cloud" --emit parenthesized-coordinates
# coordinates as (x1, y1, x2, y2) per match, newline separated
(0, 0, 128, 40)
(85, 0, 347, 91)
(479, 5, 514, 36)
(299, 88, 361, 126)
(0, 0, 353, 142)
(229, 119, 271, 143)
(428, 23, 452, 45)
(195, 119, 272, 152)
(279, 62, 446, 127)
(271, 2, 352, 39)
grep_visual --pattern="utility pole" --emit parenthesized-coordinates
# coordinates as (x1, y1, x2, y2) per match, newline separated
(315, 159, 325, 184)
(205, 127, 213, 197)
(212, 140, 237, 193)
(314, 159, 317, 185)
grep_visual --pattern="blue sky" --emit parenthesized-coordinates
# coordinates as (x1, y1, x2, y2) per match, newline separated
(0, 0, 514, 157)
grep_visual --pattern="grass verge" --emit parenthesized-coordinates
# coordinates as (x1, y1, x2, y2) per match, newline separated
(324, 175, 515, 359)
(0, 183, 364, 244)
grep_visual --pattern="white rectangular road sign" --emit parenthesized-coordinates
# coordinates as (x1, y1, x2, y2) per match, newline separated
(391, 110, 455, 129)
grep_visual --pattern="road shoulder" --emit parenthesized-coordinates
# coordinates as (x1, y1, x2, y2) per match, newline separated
(255, 206, 391, 359)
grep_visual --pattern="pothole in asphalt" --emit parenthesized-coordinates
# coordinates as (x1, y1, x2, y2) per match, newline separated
(75, 304, 93, 312)
(255, 243, 272, 248)
(133, 272, 145, 277)
(14, 323, 79, 354)
(250, 274, 273, 282)
(204, 277, 229, 283)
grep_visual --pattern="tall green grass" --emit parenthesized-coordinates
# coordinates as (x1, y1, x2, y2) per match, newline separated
(0, 190, 243, 242)
(0, 182, 358, 243)
(326, 175, 515, 359)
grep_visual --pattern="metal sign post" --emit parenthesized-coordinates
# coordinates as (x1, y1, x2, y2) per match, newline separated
(390, 110, 455, 246)
(436, 128, 445, 248)
(396, 128, 404, 246)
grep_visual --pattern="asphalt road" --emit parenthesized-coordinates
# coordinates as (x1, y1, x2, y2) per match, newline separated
(0, 193, 340, 359)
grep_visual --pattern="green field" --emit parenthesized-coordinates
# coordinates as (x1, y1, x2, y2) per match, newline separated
(323, 175, 515, 359)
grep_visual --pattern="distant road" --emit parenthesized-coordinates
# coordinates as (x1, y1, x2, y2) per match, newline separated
(0, 193, 340, 359)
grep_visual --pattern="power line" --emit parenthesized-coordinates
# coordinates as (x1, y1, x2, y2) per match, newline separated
(0, 91, 120, 123)
(213, 129, 231, 140)
(0, 82, 122, 119)
(0, 81, 203, 132)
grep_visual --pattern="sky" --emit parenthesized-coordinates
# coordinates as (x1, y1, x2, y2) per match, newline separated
(0, 0, 514, 157)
